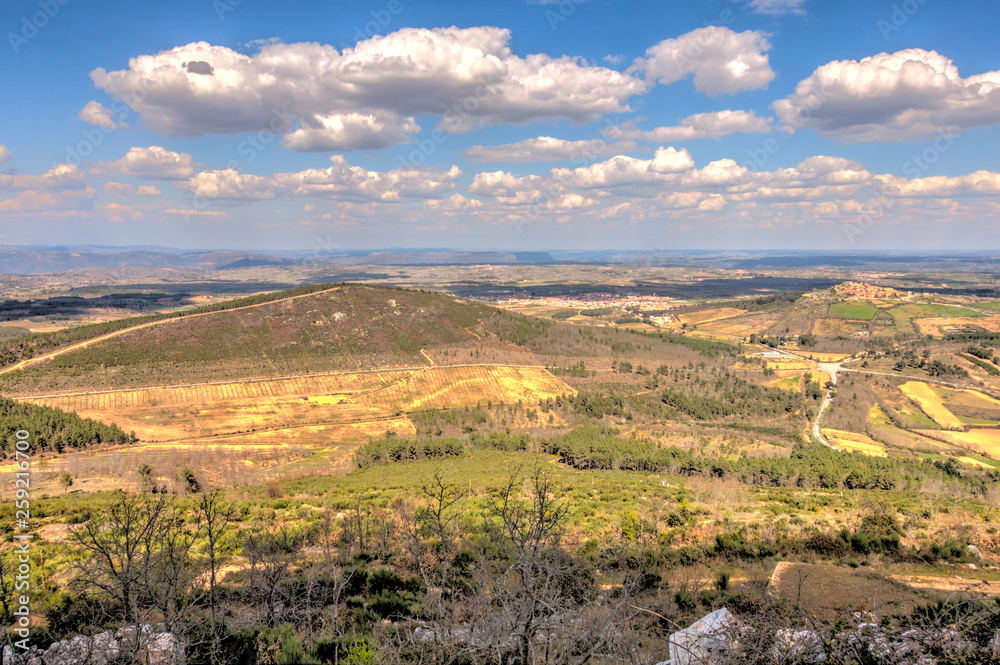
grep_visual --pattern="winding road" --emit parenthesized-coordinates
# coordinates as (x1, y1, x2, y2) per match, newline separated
(773, 347, 1000, 450)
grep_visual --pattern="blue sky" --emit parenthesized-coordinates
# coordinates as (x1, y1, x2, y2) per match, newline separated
(2, 0, 1000, 251)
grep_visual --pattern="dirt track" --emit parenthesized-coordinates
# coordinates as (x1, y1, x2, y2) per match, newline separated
(0, 286, 342, 376)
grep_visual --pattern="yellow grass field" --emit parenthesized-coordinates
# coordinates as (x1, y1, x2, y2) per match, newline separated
(822, 429, 888, 457)
(769, 375, 803, 392)
(913, 316, 1000, 337)
(899, 381, 965, 429)
(928, 384, 1000, 411)
(684, 330, 739, 340)
(697, 320, 755, 337)
(868, 406, 954, 452)
(677, 307, 746, 325)
(764, 358, 814, 371)
(813, 318, 869, 336)
(869, 405, 891, 425)
(365, 365, 573, 412)
(918, 429, 1000, 457)
(957, 456, 993, 469)
(22, 365, 572, 443)
(794, 351, 853, 363)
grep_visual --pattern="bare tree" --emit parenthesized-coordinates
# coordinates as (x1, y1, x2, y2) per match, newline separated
(292, 502, 355, 649)
(243, 523, 300, 628)
(143, 504, 198, 635)
(70, 490, 170, 660)
(477, 465, 573, 664)
(399, 471, 468, 659)
(196, 488, 235, 665)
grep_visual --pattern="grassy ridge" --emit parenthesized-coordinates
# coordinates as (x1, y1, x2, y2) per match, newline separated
(7, 285, 494, 377)
(0, 283, 340, 370)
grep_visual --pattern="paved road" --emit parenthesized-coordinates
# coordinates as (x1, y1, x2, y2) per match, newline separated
(776, 347, 1000, 449)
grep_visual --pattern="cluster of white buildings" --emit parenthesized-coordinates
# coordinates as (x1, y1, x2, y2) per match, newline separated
(487, 293, 681, 311)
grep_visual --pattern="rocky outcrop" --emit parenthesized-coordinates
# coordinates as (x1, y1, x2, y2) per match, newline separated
(667, 607, 735, 665)
(2, 626, 183, 665)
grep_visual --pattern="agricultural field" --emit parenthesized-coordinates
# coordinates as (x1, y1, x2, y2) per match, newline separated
(898, 381, 966, 429)
(822, 429, 888, 457)
(769, 374, 803, 392)
(793, 351, 854, 362)
(1, 272, 1000, 665)
(812, 317, 870, 336)
(921, 429, 1000, 457)
(20, 365, 573, 443)
(676, 306, 746, 326)
(914, 316, 1000, 337)
(695, 319, 756, 336)
(364, 365, 572, 412)
(828, 301, 877, 320)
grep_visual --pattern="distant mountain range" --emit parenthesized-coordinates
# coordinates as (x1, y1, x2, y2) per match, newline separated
(0, 246, 559, 274)
(1, 245, 999, 274)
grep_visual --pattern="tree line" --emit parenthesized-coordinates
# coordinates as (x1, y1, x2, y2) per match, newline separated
(0, 396, 134, 455)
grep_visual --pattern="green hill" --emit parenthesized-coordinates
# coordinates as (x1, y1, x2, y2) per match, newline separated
(0, 284, 495, 392)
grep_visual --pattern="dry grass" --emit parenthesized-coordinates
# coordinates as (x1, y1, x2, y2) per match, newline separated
(899, 381, 965, 429)
(769, 562, 932, 621)
(796, 351, 853, 363)
(957, 456, 994, 469)
(769, 374, 803, 392)
(913, 316, 1000, 337)
(822, 429, 888, 457)
(365, 365, 573, 412)
(21, 365, 569, 442)
(677, 307, 746, 325)
(920, 429, 1000, 457)
(813, 318, 869, 336)
(764, 358, 814, 371)
(929, 384, 1000, 410)
(697, 320, 755, 336)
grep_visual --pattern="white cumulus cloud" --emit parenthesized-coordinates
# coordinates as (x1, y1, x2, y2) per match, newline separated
(78, 101, 126, 130)
(88, 28, 645, 150)
(179, 155, 463, 202)
(462, 136, 637, 163)
(631, 27, 775, 96)
(0, 164, 88, 192)
(607, 110, 773, 142)
(91, 146, 198, 180)
(774, 48, 1000, 142)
